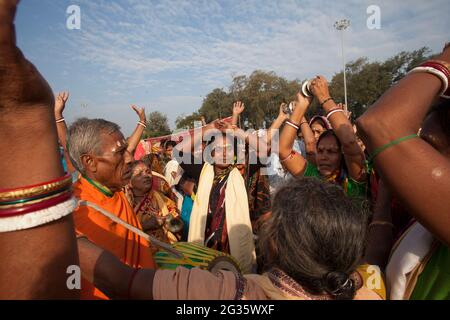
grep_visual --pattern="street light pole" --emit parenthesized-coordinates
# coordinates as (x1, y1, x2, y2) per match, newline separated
(334, 19, 350, 112)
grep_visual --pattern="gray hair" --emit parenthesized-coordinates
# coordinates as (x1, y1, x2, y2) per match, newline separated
(67, 118, 121, 175)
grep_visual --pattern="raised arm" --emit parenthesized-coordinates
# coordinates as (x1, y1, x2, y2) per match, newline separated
(174, 120, 219, 155)
(300, 116, 317, 165)
(54, 91, 76, 173)
(310, 76, 366, 182)
(356, 45, 450, 246)
(265, 103, 289, 149)
(127, 105, 147, 154)
(0, 0, 79, 299)
(278, 94, 312, 176)
(231, 101, 244, 127)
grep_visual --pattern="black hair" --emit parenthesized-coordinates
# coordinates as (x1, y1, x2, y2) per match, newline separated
(164, 140, 177, 150)
(259, 177, 370, 300)
(429, 99, 450, 141)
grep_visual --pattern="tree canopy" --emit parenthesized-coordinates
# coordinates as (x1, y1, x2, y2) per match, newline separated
(174, 47, 432, 129)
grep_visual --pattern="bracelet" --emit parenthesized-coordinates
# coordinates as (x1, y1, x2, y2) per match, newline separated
(369, 134, 419, 163)
(0, 173, 72, 202)
(127, 268, 141, 299)
(285, 121, 300, 131)
(326, 109, 344, 120)
(0, 197, 76, 233)
(0, 190, 73, 218)
(409, 66, 449, 98)
(421, 61, 450, 98)
(300, 121, 309, 127)
(369, 221, 394, 229)
(280, 151, 297, 163)
(55, 118, 65, 123)
(320, 97, 333, 106)
(138, 121, 147, 128)
(0, 186, 72, 208)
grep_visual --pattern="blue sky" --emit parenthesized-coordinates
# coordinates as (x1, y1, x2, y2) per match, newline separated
(15, 0, 450, 135)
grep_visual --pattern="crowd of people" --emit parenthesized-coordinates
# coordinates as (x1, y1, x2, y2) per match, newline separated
(0, 0, 449, 300)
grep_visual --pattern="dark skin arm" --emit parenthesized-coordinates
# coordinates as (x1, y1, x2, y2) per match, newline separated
(310, 76, 366, 182)
(364, 180, 394, 271)
(300, 116, 317, 164)
(356, 45, 450, 246)
(0, 0, 79, 299)
(127, 105, 147, 154)
(279, 93, 312, 176)
(77, 237, 155, 300)
(54, 91, 75, 173)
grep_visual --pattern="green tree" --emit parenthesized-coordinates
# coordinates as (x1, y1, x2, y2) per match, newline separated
(329, 47, 431, 119)
(143, 111, 171, 138)
(175, 112, 203, 130)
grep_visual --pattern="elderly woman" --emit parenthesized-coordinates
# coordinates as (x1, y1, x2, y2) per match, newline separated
(279, 77, 367, 198)
(125, 160, 181, 244)
(77, 177, 385, 300)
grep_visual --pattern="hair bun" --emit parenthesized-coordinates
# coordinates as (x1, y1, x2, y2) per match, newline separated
(323, 271, 355, 300)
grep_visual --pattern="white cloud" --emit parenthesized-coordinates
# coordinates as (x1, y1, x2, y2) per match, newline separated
(23, 0, 450, 133)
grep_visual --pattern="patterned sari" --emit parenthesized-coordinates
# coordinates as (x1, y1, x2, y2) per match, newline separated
(125, 186, 181, 245)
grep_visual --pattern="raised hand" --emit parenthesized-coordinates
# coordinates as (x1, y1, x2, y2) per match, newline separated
(309, 75, 331, 104)
(131, 105, 146, 122)
(232, 101, 245, 115)
(54, 91, 69, 118)
(0, 0, 54, 114)
(278, 102, 290, 120)
(294, 92, 313, 113)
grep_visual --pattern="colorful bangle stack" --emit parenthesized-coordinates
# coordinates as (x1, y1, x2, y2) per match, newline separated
(138, 121, 147, 128)
(409, 60, 450, 99)
(0, 174, 73, 218)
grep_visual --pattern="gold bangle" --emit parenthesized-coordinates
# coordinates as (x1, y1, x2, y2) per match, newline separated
(0, 176, 72, 202)
(0, 190, 72, 209)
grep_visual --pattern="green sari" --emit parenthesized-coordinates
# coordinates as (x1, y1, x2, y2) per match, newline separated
(303, 162, 367, 198)
(410, 244, 450, 300)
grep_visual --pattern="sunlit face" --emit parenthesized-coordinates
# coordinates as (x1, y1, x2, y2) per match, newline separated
(311, 121, 327, 141)
(316, 134, 342, 177)
(89, 131, 133, 192)
(130, 162, 153, 194)
(420, 112, 450, 159)
(211, 135, 234, 169)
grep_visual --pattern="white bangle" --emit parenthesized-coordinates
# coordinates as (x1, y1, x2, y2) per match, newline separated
(285, 121, 300, 130)
(56, 118, 65, 123)
(138, 121, 147, 128)
(409, 66, 449, 97)
(0, 197, 77, 233)
(326, 109, 344, 120)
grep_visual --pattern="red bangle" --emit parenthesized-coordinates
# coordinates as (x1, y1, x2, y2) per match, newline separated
(0, 191, 72, 218)
(325, 107, 343, 118)
(127, 268, 141, 300)
(421, 62, 450, 79)
(0, 173, 72, 194)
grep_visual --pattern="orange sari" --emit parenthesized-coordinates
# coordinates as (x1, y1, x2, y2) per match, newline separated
(73, 177, 156, 300)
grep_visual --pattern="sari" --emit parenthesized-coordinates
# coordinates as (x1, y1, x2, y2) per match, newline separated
(125, 186, 181, 245)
